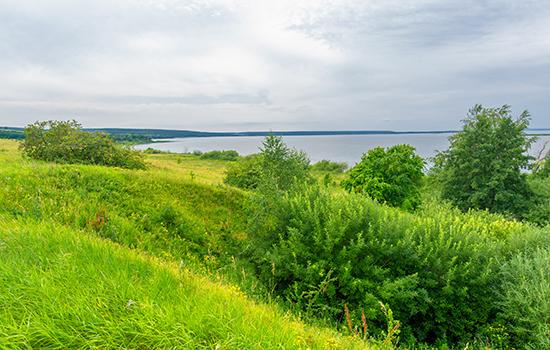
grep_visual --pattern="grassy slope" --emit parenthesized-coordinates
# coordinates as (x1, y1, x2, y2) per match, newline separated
(0, 140, 368, 349)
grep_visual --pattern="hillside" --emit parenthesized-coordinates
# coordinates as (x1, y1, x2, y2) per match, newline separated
(0, 139, 368, 349)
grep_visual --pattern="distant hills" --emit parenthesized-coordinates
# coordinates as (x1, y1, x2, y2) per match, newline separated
(2, 126, 549, 143)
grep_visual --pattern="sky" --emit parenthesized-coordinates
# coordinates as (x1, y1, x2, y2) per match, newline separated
(0, 0, 549, 131)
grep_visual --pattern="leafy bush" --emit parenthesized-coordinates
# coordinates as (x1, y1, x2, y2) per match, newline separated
(499, 247, 549, 349)
(533, 149, 550, 178)
(247, 184, 507, 346)
(342, 144, 424, 210)
(524, 176, 550, 226)
(224, 154, 263, 189)
(21, 120, 146, 169)
(224, 136, 310, 191)
(259, 135, 310, 192)
(311, 160, 348, 173)
(200, 150, 240, 161)
(433, 105, 534, 218)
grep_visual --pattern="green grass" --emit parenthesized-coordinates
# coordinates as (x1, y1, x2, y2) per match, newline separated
(0, 221, 367, 349)
(0, 139, 369, 349)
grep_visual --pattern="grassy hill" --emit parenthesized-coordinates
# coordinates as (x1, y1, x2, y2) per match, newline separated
(0, 139, 368, 349)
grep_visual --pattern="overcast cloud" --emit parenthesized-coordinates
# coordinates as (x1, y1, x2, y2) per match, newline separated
(0, 0, 549, 130)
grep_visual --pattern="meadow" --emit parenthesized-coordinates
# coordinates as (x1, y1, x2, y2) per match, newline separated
(1, 135, 548, 349)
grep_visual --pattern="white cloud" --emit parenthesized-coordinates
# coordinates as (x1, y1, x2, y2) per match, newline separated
(0, 0, 548, 130)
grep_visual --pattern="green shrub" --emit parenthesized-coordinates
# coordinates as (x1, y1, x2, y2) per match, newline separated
(200, 150, 240, 161)
(533, 149, 550, 178)
(524, 176, 550, 226)
(433, 105, 534, 218)
(247, 184, 504, 346)
(342, 144, 424, 210)
(311, 160, 348, 173)
(224, 136, 310, 191)
(224, 154, 263, 189)
(499, 247, 550, 349)
(259, 135, 310, 192)
(21, 120, 146, 169)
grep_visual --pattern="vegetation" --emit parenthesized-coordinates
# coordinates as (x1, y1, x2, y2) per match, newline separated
(199, 149, 240, 161)
(0, 127, 24, 139)
(0, 139, 366, 350)
(224, 135, 310, 191)
(433, 105, 534, 218)
(21, 120, 146, 169)
(224, 154, 263, 189)
(1, 108, 549, 349)
(311, 159, 348, 173)
(342, 145, 424, 210)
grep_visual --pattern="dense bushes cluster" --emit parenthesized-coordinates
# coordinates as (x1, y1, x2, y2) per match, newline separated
(21, 120, 145, 169)
(225, 154, 263, 189)
(199, 150, 240, 161)
(342, 145, 424, 210)
(310, 160, 348, 173)
(245, 182, 549, 347)
(224, 135, 310, 191)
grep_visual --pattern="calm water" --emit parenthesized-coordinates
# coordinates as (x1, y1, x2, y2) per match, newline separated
(136, 134, 550, 166)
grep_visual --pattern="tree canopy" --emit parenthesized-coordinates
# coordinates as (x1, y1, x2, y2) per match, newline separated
(342, 144, 424, 210)
(433, 105, 534, 218)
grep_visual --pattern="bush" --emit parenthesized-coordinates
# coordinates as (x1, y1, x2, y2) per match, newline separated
(246, 184, 506, 346)
(310, 160, 348, 173)
(224, 136, 310, 191)
(259, 135, 310, 192)
(433, 105, 534, 218)
(224, 154, 263, 189)
(21, 120, 146, 169)
(499, 248, 550, 349)
(200, 150, 240, 161)
(533, 149, 550, 178)
(342, 144, 424, 210)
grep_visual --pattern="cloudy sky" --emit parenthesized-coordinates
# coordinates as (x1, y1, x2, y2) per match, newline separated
(0, 0, 549, 131)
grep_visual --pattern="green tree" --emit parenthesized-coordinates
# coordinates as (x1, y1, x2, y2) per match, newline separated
(259, 135, 310, 191)
(342, 144, 424, 210)
(433, 105, 534, 218)
(224, 135, 310, 191)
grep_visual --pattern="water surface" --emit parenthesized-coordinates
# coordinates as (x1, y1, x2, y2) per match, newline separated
(136, 134, 550, 166)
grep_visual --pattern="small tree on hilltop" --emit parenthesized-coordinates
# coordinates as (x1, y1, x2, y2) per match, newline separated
(342, 144, 424, 210)
(433, 104, 535, 218)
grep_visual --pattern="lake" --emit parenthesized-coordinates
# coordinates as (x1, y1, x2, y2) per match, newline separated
(135, 134, 550, 166)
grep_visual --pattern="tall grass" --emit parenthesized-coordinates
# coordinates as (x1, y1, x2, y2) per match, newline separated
(0, 221, 368, 349)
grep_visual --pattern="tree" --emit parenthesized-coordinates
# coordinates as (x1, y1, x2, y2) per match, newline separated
(224, 135, 310, 191)
(259, 135, 310, 191)
(433, 105, 534, 218)
(342, 144, 424, 210)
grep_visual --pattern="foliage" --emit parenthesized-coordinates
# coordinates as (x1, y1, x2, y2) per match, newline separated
(246, 183, 522, 345)
(21, 120, 146, 169)
(524, 176, 550, 226)
(0, 127, 24, 140)
(0, 222, 367, 350)
(342, 145, 424, 210)
(433, 105, 534, 218)
(259, 135, 310, 192)
(311, 160, 348, 173)
(498, 248, 550, 349)
(200, 149, 240, 161)
(224, 136, 310, 191)
(224, 154, 264, 189)
(533, 149, 550, 178)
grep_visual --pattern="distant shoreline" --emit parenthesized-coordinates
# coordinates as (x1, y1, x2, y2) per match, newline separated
(2, 126, 549, 142)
